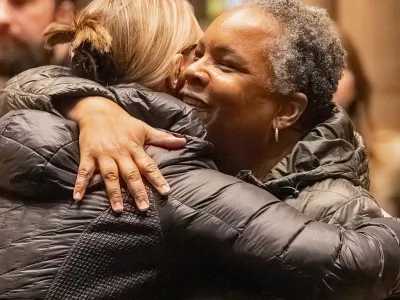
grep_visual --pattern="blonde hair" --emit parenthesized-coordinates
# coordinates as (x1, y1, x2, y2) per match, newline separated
(44, 0, 202, 90)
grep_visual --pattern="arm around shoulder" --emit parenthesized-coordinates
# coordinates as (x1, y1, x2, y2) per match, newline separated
(153, 143, 400, 299)
(0, 66, 115, 117)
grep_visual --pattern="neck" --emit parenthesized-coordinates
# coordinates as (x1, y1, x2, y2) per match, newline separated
(213, 129, 302, 180)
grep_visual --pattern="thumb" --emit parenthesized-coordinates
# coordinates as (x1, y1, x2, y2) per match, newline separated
(145, 126, 186, 149)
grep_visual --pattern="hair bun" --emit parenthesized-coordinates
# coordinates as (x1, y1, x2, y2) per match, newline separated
(73, 15, 112, 54)
(43, 22, 76, 49)
(44, 11, 118, 84)
(71, 14, 118, 84)
(44, 12, 112, 54)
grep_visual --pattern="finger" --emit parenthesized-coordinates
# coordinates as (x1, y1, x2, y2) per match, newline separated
(129, 143, 170, 195)
(98, 157, 124, 213)
(145, 126, 186, 149)
(117, 157, 150, 211)
(74, 155, 96, 201)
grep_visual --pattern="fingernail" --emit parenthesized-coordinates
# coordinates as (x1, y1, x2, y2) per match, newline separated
(138, 200, 149, 212)
(114, 202, 123, 213)
(74, 192, 82, 201)
(159, 184, 171, 195)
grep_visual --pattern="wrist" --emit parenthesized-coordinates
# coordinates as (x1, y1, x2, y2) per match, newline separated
(70, 97, 125, 122)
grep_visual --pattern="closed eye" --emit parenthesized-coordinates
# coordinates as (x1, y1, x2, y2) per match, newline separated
(217, 62, 237, 72)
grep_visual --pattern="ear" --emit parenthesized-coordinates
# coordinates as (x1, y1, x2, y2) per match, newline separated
(165, 75, 179, 97)
(54, 0, 76, 24)
(275, 92, 308, 130)
(165, 54, 184, 97)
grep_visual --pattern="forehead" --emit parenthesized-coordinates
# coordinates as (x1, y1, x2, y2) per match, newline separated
(204, 8, 276, 51)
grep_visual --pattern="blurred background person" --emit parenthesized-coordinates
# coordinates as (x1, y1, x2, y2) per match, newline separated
(0, 0, 78, 87)
(333, 30, 371, 137)
(303, 0, 400, 217)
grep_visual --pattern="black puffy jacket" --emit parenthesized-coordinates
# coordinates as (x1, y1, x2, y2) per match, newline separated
(0, 114, 164, 299)
(0, 67, 385, 231)
(1, 66, 400, 300)
(240, 107, 384, 229)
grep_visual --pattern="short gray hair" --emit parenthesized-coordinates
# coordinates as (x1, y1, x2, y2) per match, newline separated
(242, 0, 346, 130)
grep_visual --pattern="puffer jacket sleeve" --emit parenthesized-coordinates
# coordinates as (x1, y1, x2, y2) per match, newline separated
(0, 66, 205, 138)
(148, 143, 400, 300)
(0, 109, 80, 197)
(0, 66, 116, 117)
(326, 193, 384, 229)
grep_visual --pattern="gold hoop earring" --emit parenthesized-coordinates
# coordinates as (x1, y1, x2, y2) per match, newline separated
(275, 127, 279, 142)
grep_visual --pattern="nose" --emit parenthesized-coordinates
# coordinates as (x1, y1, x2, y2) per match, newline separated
(0, 1, 11, 33)
(184, 58, 210, 88)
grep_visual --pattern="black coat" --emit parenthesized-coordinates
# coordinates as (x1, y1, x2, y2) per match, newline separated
(241, 107, 383, 229)
(1, 66, 400, 300)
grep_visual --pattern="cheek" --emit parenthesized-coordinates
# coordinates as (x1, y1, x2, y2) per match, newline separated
(205, 73, 275, 136)
(208, 73, 245, 107)
(207, 97, 276, 140)
(205, 104, 276, 156)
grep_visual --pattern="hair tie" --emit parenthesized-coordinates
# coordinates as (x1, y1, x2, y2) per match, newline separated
(71, 42, 121, 85)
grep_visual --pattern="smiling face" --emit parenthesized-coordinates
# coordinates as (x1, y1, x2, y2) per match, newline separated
(179, 7, 284, 173)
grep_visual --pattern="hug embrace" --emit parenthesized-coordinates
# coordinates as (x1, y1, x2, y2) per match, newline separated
(0, 0, 400, 299)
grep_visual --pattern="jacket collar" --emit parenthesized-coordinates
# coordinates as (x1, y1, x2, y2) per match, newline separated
(237, 107, 369, 199)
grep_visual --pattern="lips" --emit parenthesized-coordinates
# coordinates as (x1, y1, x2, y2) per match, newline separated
(180, 92, 210, 110)
(181, 96, 208, 109)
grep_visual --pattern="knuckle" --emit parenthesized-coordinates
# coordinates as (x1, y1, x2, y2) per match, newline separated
(151, 176, 165, 187)
(104, 171, 119, 181)
(126, 169, 141, 182)
(133, 190, 147, 201)
(77, 168, 91, 179)
(109, 190, 122, 201)
(74, 180, 86, 189)
(130, 143, 142, 155)
(100, 142, 126, 156)
(112, 143, 125, 156)
(142, 162, 159, 174)
(81, 143, 98, 156)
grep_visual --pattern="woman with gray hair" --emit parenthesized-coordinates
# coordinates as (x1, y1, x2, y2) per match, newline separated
(1, 0, 400, 299)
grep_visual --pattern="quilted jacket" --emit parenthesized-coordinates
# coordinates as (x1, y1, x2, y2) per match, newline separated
(1, 66, 400, 299)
